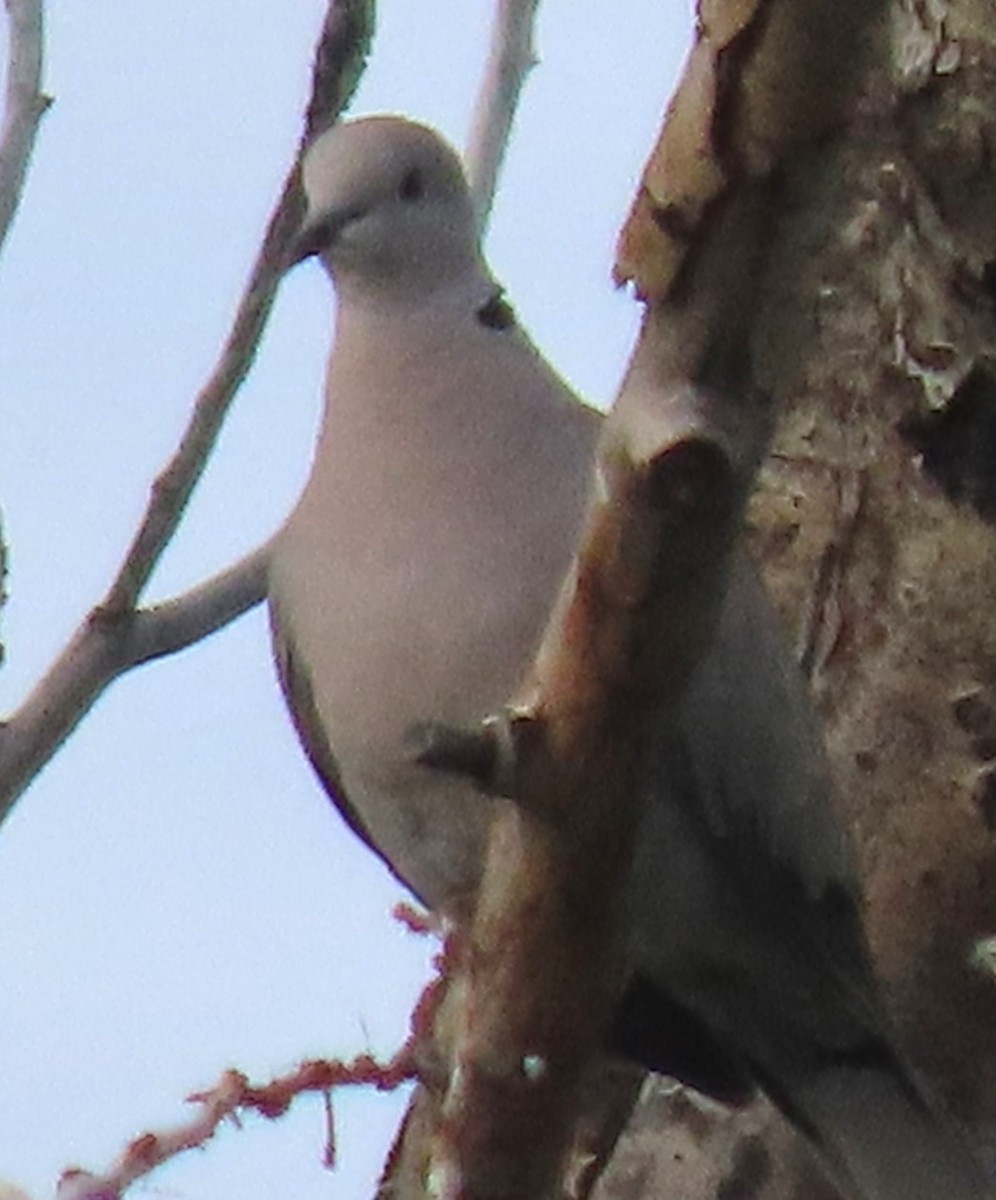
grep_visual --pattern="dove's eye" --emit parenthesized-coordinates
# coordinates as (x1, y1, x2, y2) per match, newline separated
(398, 168, 425, 203)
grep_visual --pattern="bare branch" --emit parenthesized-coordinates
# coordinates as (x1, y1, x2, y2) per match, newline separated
(102, 0, 374, 617)
(304, 0, 376, 141)
(0, 0, 50, 257)
(420, 427, 751, 1200)
(0, 618, 132, 820)
(128, 540, 271, 666)
(99, 179, 300, 617)
(464, 0, 541, 229)
(0, 0, 375, 822)
(0, 543, 270, 821)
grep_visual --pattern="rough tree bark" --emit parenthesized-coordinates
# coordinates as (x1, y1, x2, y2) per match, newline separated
(593, 2, 996, 1197)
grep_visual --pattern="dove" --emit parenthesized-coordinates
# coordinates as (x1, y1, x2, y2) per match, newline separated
(267, 115, 989, 1200)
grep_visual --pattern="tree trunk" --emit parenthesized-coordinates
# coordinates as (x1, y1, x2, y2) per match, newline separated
(596, 2, 996, 1196)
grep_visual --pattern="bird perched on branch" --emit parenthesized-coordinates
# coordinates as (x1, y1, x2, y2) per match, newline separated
(267, 115, 989, 1200)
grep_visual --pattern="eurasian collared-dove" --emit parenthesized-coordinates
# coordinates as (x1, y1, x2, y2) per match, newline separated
(267, 115, 988, 1200)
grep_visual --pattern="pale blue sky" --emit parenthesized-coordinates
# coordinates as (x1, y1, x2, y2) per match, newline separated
(0, 4, 691, 1197)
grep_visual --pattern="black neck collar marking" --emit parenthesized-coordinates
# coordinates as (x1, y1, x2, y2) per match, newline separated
(476, 289, 517, 331)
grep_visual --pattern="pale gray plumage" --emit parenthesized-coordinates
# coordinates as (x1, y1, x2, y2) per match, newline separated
(268, 115, 988, 1200)
(271, 117, 597, 913)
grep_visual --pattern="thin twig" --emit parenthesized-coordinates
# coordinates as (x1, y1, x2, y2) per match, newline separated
(0, 0, 50, 257)
(53, 925, 451, 1200)
(56, 1052, 416, 1200)
(464, 0, 541, 230)
(128, 540, 272, 665)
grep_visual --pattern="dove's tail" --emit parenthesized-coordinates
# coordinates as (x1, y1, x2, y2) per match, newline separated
(787, 1061, 989, 1200)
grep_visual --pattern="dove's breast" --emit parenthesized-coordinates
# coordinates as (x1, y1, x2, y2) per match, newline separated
(270, 300, 600, 911)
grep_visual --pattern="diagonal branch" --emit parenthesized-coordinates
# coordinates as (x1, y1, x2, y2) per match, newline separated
(0, 544, 271, 820)
(0, 0, 375, 821)
(0, 0, 50, 258)
(464, 0, 541, 229)
(100, 0, 375, 618)
(99, 177, 302, 617)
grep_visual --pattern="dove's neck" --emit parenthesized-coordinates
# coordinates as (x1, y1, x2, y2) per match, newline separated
(326, 244, 493, 311)
(315, 271, 506, 449)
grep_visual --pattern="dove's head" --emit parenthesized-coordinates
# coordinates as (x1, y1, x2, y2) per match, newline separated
(291, 116, 485, 302)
